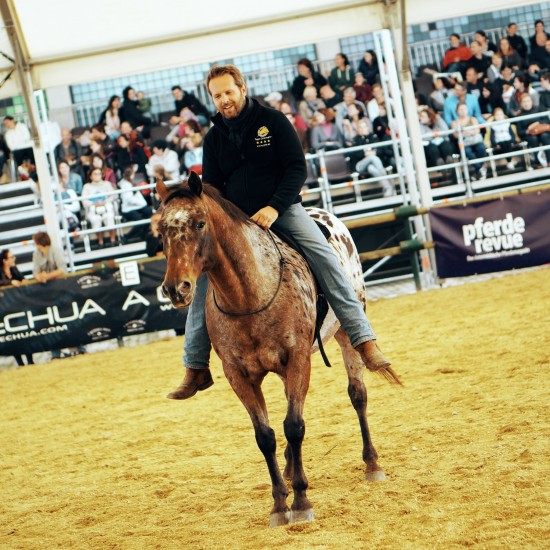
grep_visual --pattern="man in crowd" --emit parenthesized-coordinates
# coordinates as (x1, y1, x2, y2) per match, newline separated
(171, 85, 210, 126)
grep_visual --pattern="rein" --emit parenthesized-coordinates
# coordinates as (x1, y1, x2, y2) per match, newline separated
(212, 230, 285, 316)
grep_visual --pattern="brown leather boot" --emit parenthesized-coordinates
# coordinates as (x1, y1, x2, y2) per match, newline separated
(166, 368, 214, 400)
(355, 340, 391, 372)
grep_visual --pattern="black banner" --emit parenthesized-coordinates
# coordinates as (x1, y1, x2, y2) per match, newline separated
(429, 189, 550, 278)
(0, 258, 186, 355)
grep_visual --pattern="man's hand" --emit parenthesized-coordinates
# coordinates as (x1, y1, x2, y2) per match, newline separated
(251, 206, 279, 230)
(35, 272, 48, 284)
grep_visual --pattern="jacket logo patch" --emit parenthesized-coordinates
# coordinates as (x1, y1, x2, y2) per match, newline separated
(255, 126, 272, 147)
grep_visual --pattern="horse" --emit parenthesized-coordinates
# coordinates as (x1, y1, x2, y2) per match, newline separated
(156, 172, 401, 527)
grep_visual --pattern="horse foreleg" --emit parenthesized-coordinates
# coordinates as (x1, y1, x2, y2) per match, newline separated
(224, 370, 290, 527)
(283, 360, 314, 524)
(334, 329, 386, 481)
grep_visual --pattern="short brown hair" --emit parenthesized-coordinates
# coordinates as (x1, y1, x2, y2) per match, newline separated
(205, 65, 245, 95)
(33, 231, 51, 247)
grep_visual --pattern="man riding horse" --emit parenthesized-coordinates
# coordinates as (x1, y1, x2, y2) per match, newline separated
(167, 64, 391, 400)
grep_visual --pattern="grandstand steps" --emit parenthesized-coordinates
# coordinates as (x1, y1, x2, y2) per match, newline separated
(0, 181, 38, 210)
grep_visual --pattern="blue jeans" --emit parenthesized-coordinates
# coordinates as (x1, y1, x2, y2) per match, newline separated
(183, 203, 376, 369)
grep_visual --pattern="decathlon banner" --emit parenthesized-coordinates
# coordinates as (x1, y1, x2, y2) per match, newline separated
(429, 189, 550, 278)
(0, 258, 187, 355)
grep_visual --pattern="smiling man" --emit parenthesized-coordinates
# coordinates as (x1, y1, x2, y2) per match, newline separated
(167, 64, 391, 400)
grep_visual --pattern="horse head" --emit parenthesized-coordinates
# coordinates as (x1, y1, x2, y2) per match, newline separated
(156, 172, 214, 308)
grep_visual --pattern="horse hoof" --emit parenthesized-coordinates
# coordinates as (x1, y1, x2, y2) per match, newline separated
(365, 469, 386, 481)
(289, 509, 314, 524)
(270, 511, 291, 528)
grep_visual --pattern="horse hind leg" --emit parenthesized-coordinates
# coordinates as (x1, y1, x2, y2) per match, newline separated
(334, 328, 386, 481)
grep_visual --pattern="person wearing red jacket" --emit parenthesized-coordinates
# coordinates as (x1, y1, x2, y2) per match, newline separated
(442, 34, 473, 75)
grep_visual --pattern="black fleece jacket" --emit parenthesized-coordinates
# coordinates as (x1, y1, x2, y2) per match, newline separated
(202, 99, 306, 216)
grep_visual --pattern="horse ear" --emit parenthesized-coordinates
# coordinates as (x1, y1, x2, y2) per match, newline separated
(156, 177, 169, 202)
(188, 171, 203, 197)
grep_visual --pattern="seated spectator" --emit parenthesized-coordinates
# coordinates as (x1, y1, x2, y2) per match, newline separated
(279, 101, 308, 132)
(487, 53, 503, 83)
(328, 53, 355, 92)
(352, 72, 373, 103)
(475, 30, 497, 58)
(469, 40, 491, 78)
(494, 65, 516, 96)
(171, 85, 210, 126)
(121, 86, 151, 138)
(146, 139, 180, 181)
(527, 63, 543, 93)
(506, 22, 528, 61)
(32, 231, 65, 283)
(283, 111, 309, 152)
(89, 153, 116, 187)
(181, 134, 204, 175)
(264, 91, 283, 110)
(539, 72, 550, 112)
(309, 109, 344, 152)
(443, 82, 485, 127)
(509, 74, 539, 117)
(465, 67, 484, 99)
(298, 86, 326, 127)
(497, 37, 524, 71)
(451, 103, 487, 180)
(487, 107, 520, 170)
(429, 76, 453, 113)
(88, 125, 116, 168)
(372, 103, 390, 140)
(0, 248, 24, 287)
(56, 160, 82, 231)
(166, 108, 200, 147)
(54, 127, 84, 178)
(530, 38, 550, 71)
(442, 34, 473, 74)
(529, 20, 549, 63)
(356, 50, 379, 86)
(341, 103, 367, 145)
(418, 108, 454, 166)
(3, 116, 34, 171)
(145, 213, 163, 257)
(81, 167, 117, 247)
(367, 83, 385, 121)
(115, 133, 149, 177)
(319, 84, 343, 109)
(479, 82, 505, 119)
(118, 166, 153, 243)
(137, 91, 152, 119)
(515, 93, 550, 167)
(290, 58, 328, 102)
(98, 95, 121, 140)
(334, 87, 367, 134)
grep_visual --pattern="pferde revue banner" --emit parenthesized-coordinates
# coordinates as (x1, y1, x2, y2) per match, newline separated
(429, 189, 550, 278)
(0, 258, 186, 355)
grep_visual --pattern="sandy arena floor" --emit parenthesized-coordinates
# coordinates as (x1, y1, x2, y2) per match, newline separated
(1, 267, 549, 549)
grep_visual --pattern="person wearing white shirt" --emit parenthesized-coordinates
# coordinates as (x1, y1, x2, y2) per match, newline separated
(146, 139, 180, 181)
(3, 116, 34, 167)
(118, 166, 153, 242)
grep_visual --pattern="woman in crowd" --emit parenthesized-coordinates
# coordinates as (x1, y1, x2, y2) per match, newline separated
(367, 83, 385, 121)
(341, 103, 366, 145)
(478, 82, 506, 118)
(89, 153, 116, 187)
(356, 50, 379, 86)
(57, 157, 83, 195)
(487, 107, 520, 170)
(451, 103, 487, 180)
(56, 160, 82, 231)
(497, 37, 524, 71)
(418, 107, 454, 167)
(99, 95, 121, 140)
(181, 133, 204, 175)
(115, 133, 149, 177)
(475, 30, 497, 57)
(298, 85, 326, 127)
(291, 58, 328, 102)
(121, 86, 151, 138)
(486, 53, 503, 83)
(118, 166, 153, 243)
(328, 53, 355, 92)
(81, 167, 117, 247)
(279, 101, 308, 132)
(352, 72, 373, 104)
(309, 109, 344, 151)
(429, 76, 453, 113)
(508, 73, 539, 117)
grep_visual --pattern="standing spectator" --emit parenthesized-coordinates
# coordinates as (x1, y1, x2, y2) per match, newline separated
(146, 139, 180, 181)
(54, 128, 83, 177)
(418, 108, 454, 166)
(81, 168, 117, 247)
(475, 30, 497, 58)
(443, 82, 485, 127)
(319, 84, 343, 109)
(442, 34, 473, 74)
(356, 50, 379, 86)
(121, 86, 151, 138)
(352, 72, 373, 103)
(497, 37, 524, 71)
(264, 91, 283, 110)
(171, 85, 210, 126)
(451, 103, 487, 180)
(328, 53, 355, 92)
(515, 93, 550, 168)
(529, 20, 549, 62)
(298, 86, 326, 128)
(98, 95, 121, 140)
(290, 58, 327, 102)
(530, 38, 550, 71)
(3, 116, 34, 168)
(506, 22, 528, 61)
(118, 166, 153, 243)
(469, 40, 492, 77)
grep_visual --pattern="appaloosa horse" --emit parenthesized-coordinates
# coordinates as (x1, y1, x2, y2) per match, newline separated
(157, 172, 400, 527)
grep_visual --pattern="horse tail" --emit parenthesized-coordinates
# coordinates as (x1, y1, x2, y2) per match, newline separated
(374, 365, 403, 386)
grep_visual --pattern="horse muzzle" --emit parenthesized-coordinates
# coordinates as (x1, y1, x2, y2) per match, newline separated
(161, 280, 195, 308)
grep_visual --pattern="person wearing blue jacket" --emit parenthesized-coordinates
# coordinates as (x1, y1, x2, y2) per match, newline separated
(443, 82, 485, 127)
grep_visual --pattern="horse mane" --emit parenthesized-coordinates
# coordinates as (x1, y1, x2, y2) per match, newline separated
(163, 181, 253, 226)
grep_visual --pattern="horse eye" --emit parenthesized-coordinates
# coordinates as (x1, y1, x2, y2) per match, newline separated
(196, 221, 206, 230)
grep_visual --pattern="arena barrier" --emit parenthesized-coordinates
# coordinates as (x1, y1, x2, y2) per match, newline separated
(0, 257, 186, 356)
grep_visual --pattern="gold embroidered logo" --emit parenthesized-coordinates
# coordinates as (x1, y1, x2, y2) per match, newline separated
(255, 126, 272, 147)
